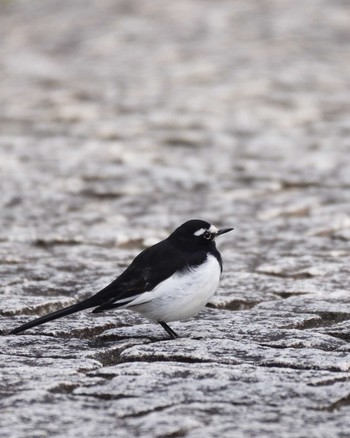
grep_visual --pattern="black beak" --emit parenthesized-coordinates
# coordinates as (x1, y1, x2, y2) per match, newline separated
(217, 227, 234, 236)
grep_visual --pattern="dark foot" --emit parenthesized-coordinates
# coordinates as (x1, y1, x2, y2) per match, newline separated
(158, 321, 179, 339)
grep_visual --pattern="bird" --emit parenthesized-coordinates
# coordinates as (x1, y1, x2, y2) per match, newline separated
(10, 219, 233, 339)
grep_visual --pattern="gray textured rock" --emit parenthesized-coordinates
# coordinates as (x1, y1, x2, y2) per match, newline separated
(1, 0, 350, 437)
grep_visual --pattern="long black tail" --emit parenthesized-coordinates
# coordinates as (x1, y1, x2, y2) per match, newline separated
(9, 297, 98, 335)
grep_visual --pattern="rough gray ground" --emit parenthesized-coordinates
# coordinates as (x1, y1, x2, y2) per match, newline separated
(1, 0, 350, 437)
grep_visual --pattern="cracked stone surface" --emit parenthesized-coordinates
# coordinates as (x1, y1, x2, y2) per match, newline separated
(1, 0, 350, 437)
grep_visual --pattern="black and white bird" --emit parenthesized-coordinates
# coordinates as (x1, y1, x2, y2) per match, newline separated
(10, 219, 233, 339)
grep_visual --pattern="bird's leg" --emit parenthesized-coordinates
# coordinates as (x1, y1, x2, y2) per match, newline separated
(158, 321, 179, 339)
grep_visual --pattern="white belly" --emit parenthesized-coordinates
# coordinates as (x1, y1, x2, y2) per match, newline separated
(126, 254, 221, 322)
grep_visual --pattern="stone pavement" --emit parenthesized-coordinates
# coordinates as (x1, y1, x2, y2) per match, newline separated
(0, 1, 349, 436)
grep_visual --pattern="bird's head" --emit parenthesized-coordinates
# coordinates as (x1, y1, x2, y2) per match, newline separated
(168, 219, 233, 249)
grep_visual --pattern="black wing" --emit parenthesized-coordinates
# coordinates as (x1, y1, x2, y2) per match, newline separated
(10, 239, 207, 334)
(91, 240, 207, 313)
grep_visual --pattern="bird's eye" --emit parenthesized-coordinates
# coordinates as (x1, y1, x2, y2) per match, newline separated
(203, 231, 211, 240)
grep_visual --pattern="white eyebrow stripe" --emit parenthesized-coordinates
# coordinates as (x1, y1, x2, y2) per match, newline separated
(194, 225, 218, 236)
(194, 228, 206, 236)
(209, 225, 218, 233)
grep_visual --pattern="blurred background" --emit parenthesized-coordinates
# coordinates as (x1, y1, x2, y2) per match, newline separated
(1, 0, 350, 243)
(1, 0, 350, 296)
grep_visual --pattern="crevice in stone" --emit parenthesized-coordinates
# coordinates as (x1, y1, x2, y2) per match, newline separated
(116, 239, 145, 249)
(317, 394, 350, 412)
(56, 323, 117, 339)
(1, 301, 76, 317)
(49, 382, 80, 394)
(319, 332, 350, 342)
(80, 189, 125, 200)
(257, 340, 343, 352)
(292, 312, 350, 330)
(206, 301, 259, 311)
(118, 403, 177, 419)
(259, 362, 348, 372)
(257, 271, 314, 280)
(152, 429, 188, 438)
(118, 355, 219, 366)
(257, 343, 290, 350)
(307, 376, 350, 387)
(280, 181, 324, 189)
(87, 339, 154, 367)
(91, 347, 126, 367)
(74, 392, 135, 401)
(34, 238, 84, 248)
(85, 370, 116, 381)
(94, 332, 155, 343)
(272, 291, 309, 299)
